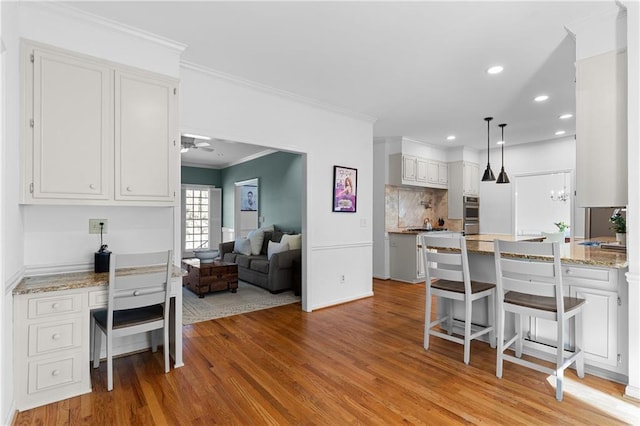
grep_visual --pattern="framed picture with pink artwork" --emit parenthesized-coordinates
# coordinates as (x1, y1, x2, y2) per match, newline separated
(332, 165, 357, 213)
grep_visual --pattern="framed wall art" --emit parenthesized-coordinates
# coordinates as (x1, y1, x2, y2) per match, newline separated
(333, 165, 357, 213)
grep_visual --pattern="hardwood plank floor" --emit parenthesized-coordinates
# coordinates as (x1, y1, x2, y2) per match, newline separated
(13, 279, 640, 425)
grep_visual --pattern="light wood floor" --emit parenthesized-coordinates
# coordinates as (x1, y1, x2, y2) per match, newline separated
(14, 279, 640, 425)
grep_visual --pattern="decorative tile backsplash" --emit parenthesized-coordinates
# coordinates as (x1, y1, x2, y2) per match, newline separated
(385, 185, 460, 231)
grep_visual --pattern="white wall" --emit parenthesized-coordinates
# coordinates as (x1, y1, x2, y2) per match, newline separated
(180, 64, 374, 311)
(479, 137, 584, 236)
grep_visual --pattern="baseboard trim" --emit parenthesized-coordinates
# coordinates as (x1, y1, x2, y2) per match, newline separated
(309, 291, 374, 312)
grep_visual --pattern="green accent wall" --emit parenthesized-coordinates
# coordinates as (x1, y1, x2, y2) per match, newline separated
(181, 166, 222, 186)
(221, 152, 302, 233)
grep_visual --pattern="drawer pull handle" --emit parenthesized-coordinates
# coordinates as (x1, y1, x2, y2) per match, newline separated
(51, 369, 60, 377)
(126, 186, 133, 192)
(133, 290, 140, 296)
(566, 269, 573, 275)
(51, 303, 60, 309)
(52, 333, 61, 340)
(89, 184, 96, 189)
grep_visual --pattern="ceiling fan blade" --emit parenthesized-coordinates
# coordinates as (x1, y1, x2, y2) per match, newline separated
(195, 141, 210, 148)
(200, 147, 215, 152)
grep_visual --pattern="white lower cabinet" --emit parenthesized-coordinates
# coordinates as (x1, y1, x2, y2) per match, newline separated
(526, 265, 627, 375)
(14, 289, 91, 411)
(389, 232, 458, 283)
(389, 233, 424, 283)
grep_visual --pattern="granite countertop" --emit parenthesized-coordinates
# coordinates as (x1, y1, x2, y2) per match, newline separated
(13, 265, 186, 295)
(388, 229, 455, 235)
(464, 234, 544, 242)
(463, 235, 627, 269)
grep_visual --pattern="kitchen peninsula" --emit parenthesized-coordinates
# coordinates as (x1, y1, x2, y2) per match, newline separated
(432, 234, 629, 383)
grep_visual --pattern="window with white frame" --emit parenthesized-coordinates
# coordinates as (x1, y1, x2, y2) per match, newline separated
(182, 185, 221, 257)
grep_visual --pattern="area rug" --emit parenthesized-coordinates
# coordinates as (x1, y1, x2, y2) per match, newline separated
(182, 281, 301, 325)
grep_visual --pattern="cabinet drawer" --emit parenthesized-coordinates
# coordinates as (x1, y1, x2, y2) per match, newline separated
(28, 353, 83, 394)
(562, 266, 609, 282)
(28, 317, 82, 356)
(28, 294, 82, 319)
(89, 289, 108, 308)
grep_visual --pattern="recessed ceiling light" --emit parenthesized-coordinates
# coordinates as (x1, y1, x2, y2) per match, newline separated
(496, 140, 505, 145)
(487, 65, 504, 75)
(559, 113, 573, 119)
(534, 95, 549, 102)
(555, 130, 566, 136)
(182, 133, 212, 140)
(446, 135, 456, 141)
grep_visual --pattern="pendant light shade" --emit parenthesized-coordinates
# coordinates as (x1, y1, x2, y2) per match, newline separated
(482, 117, 496, 181)
(496, 123, 510, 184)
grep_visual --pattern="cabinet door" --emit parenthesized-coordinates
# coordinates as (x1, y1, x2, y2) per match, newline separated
(115, 71, 178, 202)
(427, 160, 439, 184)
(463, 162, 479, 196)
(416, 158, 428, 183)
(402, 155, 417, 181)
(438, 162, 448, 185)
(571, 286, 619, 367)
(30, 49, 111, 200)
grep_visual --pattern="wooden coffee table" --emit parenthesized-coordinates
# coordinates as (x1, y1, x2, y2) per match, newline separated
(181, 259, 238, 298)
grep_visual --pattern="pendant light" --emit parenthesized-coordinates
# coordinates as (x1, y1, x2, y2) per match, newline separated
(482, 117, 496, 181)
(496, 123, 510, 184)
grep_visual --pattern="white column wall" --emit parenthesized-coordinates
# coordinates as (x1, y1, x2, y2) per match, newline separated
(623, 0, 639, 400)
(179, 65, 374, 311)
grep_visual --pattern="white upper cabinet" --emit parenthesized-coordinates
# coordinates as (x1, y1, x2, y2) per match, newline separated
(576, 49, 627, 207)
(27, 48, 112, 201)
(389, 153, 447, 189)
(115, 71, 177, 202)
(21, 41, 179, 206)
(427, 160, 448, 187)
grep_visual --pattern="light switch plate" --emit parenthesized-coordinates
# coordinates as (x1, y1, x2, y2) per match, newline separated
(89, 219, 108, 234)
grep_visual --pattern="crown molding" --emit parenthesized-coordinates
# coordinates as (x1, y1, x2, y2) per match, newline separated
(32, 1, 187, 54)
(224, 149, 278, 168)
(181, 61, 377, 124)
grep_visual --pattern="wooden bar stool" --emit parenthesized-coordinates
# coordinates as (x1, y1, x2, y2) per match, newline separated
(493, 240, 585, 401)
(421, 235, 496, 365)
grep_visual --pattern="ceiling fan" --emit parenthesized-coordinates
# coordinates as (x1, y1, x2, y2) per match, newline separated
(180, 134, 214, 153)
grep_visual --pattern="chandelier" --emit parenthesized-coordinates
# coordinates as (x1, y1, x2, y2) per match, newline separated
(550, 187, 569, 202)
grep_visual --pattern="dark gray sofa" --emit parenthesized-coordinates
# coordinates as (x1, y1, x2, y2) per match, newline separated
(218, 230, 301, 293)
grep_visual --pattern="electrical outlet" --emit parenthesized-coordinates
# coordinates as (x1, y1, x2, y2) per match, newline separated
(340, 274, 345, 284)
(89, 219, 108, 234)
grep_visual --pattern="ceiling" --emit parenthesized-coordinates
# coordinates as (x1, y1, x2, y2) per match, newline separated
(64, 1, 616, 167)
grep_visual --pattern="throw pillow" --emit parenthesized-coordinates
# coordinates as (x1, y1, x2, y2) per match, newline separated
(267, 240, 289, 260)
(246, 228, 265, 255)
(260, 224, 275, 232)
(280, 234, 301, 250)
(233, 238, 252, 256)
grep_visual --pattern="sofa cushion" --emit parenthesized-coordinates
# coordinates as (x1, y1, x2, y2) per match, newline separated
(222, 253, 237, 263)
(250, 259, 270, 274)
(267, 240, 289, 260)
(247, 228, 265, 255)
(233, 238, 252, 256)
(280, 234, 301, 250)
(260, 230, 285, 255)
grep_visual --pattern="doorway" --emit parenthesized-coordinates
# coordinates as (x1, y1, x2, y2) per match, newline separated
(515, 171, 572, 236)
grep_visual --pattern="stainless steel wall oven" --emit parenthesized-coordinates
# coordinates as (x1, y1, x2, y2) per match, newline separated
(463, 196, 479, 235)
